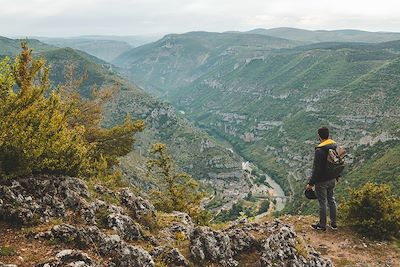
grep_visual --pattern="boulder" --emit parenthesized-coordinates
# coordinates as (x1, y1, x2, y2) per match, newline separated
(113, 245, 154, 267)
(190, 226, 238, 267)
(119, 189, 155, 221)
(35, 249, 97, 267)
(258, 220, 333, 267)
(0, 176, 89, 225)
(150, 247, 189, 267)
(106, 213, 141, 241)
(225, 228, 258, 253)
(163, 248, 190, 267)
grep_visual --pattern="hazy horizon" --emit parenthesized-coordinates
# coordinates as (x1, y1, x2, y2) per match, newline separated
(3, 27, 400, 40)
(1, 0, 400, 37)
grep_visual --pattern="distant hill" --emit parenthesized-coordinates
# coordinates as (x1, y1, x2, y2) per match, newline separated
(36, 37, 133, 62)
(246, 27, 400, 43)
(70, 35, 161, 46)
(112, 31, 300, 96)
(0, 36, 56, 56)
(0, 37, 253, 213)
(113, 31, 400, 214)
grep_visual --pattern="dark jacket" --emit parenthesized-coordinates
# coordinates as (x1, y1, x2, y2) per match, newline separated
(309, 139, 337, 186)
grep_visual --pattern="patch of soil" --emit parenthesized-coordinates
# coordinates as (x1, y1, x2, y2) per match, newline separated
(279, 215, 400, 267)
(0, 222, 103, 267)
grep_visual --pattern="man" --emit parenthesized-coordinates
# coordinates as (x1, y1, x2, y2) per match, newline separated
(306, 127, 338, 231)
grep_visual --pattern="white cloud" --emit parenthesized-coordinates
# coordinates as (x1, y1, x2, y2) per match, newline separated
(0, 0, 399, 37)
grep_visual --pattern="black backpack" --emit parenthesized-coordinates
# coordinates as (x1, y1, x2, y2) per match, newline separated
(326, 146, 347, 179)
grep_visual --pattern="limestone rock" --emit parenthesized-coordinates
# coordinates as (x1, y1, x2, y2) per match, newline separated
(106, 213, 141, 241)
(0, 263, 18, 267)
(258, 220, 333, 267)
(0, 176, 88, 225)
(163, 248, 189, 267)
(150, 247, 189, 267)
(119, 189, 155, 220)
(36, 249, 97, 267)
(225, 227, 258, 253)
(113, 245, 154, 267)
(190, 226, 238, 267)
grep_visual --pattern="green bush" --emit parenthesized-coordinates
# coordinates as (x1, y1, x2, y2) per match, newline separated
(339, 182, 400, 240)
(0, 43, 144, 180)
(147, 143, 211, 225)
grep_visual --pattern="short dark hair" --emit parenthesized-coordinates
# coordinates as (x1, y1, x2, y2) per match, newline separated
(318, 127, 329, 139)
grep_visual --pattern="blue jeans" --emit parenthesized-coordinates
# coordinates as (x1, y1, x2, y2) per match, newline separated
(315, 179, 337, 227)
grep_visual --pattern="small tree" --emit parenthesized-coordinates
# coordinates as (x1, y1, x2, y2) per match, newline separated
(147, 143, 210, 224)
(0, 43, 144, 181)
(339, 182, 400, 240)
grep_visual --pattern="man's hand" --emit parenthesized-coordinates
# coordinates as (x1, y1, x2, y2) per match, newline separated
(306, 184, 314, 191)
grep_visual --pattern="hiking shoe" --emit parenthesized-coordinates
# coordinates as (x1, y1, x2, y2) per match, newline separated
(328, 224, 338, 230)
(311, 223, 326, 231)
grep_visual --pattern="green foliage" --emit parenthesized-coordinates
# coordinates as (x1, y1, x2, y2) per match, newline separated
(147, 143, 211, 224)
(214, 201, 255, 222)
(244, 191, 256, 202)
(0, 246, 17, 256)
(0, 43, 143, 180)
(258, 200, 270, 214)
(95, 206, 112, 229)
(339, 182, 400, 240)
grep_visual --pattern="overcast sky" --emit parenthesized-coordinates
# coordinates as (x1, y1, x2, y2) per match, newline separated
(1, 0, 400, 37)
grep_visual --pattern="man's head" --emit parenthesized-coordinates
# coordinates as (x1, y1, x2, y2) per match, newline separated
(318, 127, 329, 141)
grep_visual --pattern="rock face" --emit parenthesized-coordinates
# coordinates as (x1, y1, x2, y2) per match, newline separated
(150, 246, 190, 267)
(0, 175, 333, 267)
(114, 245, 154, 267)
(106, 213, 142, 241)
(189, 220, 332, 267)
(190, 226, 238, 267)
(0, 175, 88, 224)
(36, 250, 96, 267)
(40, 223, 154, 267)
(258, 220, 333, 267)
(119, 188, 156, 221)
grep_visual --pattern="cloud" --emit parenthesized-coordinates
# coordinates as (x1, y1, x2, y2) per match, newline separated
(0, 0, 399, 37)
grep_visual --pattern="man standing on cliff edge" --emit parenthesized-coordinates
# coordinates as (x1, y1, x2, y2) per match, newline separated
(306, 127, 338, 231)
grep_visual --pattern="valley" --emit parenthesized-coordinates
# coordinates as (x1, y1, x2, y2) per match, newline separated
(111, 29, 400, 215)
(2, 27, 400, 219)
(0, 36, 282, 219)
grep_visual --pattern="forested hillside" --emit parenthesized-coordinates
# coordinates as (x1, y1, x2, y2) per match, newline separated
(0, 39, 253, 214)
(113, 31, 400, 214)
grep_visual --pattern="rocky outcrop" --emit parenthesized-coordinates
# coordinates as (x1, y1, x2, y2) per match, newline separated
(226, 227, 258, 253)
(119, 188, 155, 221)
(39, 223, 154, 267)
(106, 213, 142, 240)
(189, 220, 332, 267)
(0, 175, 89, 224)
(190, 226, 238, 267)
(258, 220, 333, 267)
(113, 245, 154, 267)
(0, 175, 333, 267)
(151, 246, 190, 267)
(36, 250, 96, 267)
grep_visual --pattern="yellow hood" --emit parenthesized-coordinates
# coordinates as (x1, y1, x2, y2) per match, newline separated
(317, 139, 336, 148)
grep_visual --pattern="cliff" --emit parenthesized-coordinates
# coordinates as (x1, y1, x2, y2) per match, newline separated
(1, 176, 398, 266)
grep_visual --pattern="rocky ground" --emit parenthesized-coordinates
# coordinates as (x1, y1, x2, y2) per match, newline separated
(278, 216, 400, 267)
(0, 175, 397, 266)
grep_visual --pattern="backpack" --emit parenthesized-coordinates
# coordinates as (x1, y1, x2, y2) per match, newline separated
(326, 146, 347, 179)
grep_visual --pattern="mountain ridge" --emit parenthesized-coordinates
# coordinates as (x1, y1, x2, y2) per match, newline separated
(112, 30, 400, 215)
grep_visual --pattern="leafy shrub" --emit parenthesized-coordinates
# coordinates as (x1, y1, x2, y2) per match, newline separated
(147, 143, 211, 225)
(339, 182, 400, 240)
(0, 43, 144, 180)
